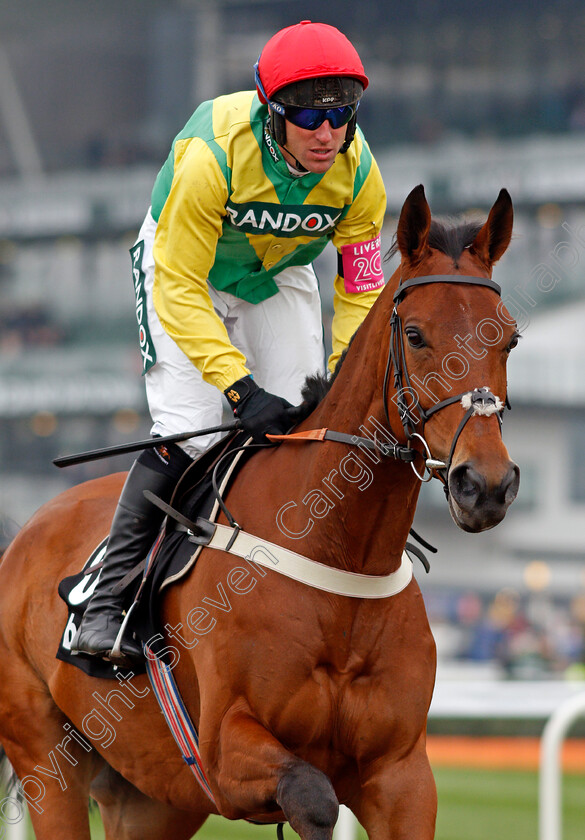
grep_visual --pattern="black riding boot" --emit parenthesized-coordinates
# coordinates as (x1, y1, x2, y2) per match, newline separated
(71, 443, 192, 665)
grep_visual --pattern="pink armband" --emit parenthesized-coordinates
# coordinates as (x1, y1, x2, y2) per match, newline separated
(340, 235, 385, 294)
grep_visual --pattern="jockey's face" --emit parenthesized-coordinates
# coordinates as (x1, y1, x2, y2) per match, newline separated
(280, 119, 347, 173)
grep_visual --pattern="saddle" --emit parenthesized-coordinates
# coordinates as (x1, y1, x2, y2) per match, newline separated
(57, 429, 257, 678)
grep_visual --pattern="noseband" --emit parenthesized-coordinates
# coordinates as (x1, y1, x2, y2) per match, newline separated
(384, 274, 508, 487)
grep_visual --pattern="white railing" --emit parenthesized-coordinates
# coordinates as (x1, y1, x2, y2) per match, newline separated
(5, 810, 26, 840)
(539, 689, 585, 840)
(0, 770, 26, 840)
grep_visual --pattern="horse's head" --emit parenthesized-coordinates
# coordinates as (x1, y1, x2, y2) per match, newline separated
(388, 184, 520, 532)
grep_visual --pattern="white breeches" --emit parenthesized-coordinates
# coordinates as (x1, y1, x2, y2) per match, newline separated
(134, 211, 326, 459)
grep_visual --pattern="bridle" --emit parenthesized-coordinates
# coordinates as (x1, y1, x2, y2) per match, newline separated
(384, 273, 508, 489)
(263, 272, 509, 496)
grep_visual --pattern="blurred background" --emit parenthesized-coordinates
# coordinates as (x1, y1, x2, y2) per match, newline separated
(1, 0, 585, 696)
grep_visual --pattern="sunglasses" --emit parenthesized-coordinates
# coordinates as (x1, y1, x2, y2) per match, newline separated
(279, 102, 359, 131)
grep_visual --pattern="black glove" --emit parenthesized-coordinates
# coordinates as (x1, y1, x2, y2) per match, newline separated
(225, 375, 297, 443)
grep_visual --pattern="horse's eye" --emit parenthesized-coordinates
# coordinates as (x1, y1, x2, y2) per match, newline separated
(506, 332, 521, 353)
(405, 327, 426, 349)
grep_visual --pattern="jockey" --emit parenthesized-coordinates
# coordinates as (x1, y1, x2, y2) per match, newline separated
(72, 20, 387, 664)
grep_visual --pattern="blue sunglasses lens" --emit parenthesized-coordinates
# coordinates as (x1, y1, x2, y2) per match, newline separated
(283, 104, 357, 131)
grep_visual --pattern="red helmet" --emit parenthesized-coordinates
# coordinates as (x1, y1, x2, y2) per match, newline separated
(255, 21, 368, 155)
(256, 20, 369, 103)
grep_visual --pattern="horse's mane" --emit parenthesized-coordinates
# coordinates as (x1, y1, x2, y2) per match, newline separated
(386, 218, 483, 262)
(297, 217, 484, 420)
(298, 341, 352, 419)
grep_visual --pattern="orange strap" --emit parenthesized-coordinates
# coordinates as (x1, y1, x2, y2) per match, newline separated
(266, 428, 328, 443)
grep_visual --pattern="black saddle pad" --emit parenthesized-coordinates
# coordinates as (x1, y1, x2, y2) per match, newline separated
(56, 539, 138, 679)
(56, 429, 256, 677)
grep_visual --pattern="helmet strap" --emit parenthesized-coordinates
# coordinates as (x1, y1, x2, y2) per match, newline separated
(282, 147, 309, 174)
(340, 113, 358, 154)
(265, 112, 307, 172)
(269, 109, 286, 147)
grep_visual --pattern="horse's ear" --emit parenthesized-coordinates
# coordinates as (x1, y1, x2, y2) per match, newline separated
(396, 184, 432, 263)
(469, 188, 513, 269)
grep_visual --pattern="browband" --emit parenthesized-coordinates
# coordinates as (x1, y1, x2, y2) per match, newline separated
(393, 274, 501, 303)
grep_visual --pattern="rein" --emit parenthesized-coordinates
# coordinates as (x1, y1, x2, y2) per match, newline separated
(267, 426, 416, 463)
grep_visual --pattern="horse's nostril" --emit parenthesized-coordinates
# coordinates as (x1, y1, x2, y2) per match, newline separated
(501, 463, 520, 505)
(449, 463, 486, 510)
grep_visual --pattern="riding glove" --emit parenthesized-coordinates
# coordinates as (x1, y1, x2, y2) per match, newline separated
(225, 375, 297, 443)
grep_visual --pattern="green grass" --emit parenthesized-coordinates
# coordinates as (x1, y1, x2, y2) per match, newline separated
(433, 767, 585, 840)
(17, 767, 585, 838)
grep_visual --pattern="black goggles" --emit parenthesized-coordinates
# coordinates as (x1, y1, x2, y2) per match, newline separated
(279, 102, 359, 131)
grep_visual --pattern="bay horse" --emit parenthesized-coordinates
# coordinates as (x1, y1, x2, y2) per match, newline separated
(0, 185, 519, 840)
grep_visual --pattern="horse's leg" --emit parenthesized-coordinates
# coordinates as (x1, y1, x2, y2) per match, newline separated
(91, 765, 209, 840)
(349, 738, 437, 840)
(211, 709, 338, 840)
(0, 690, 102, 839)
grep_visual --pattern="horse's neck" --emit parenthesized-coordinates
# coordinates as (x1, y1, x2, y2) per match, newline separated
(298, 290, 421, 575)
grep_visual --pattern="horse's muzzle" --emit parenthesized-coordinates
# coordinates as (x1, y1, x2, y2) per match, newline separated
(447, 460, 520, 532)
